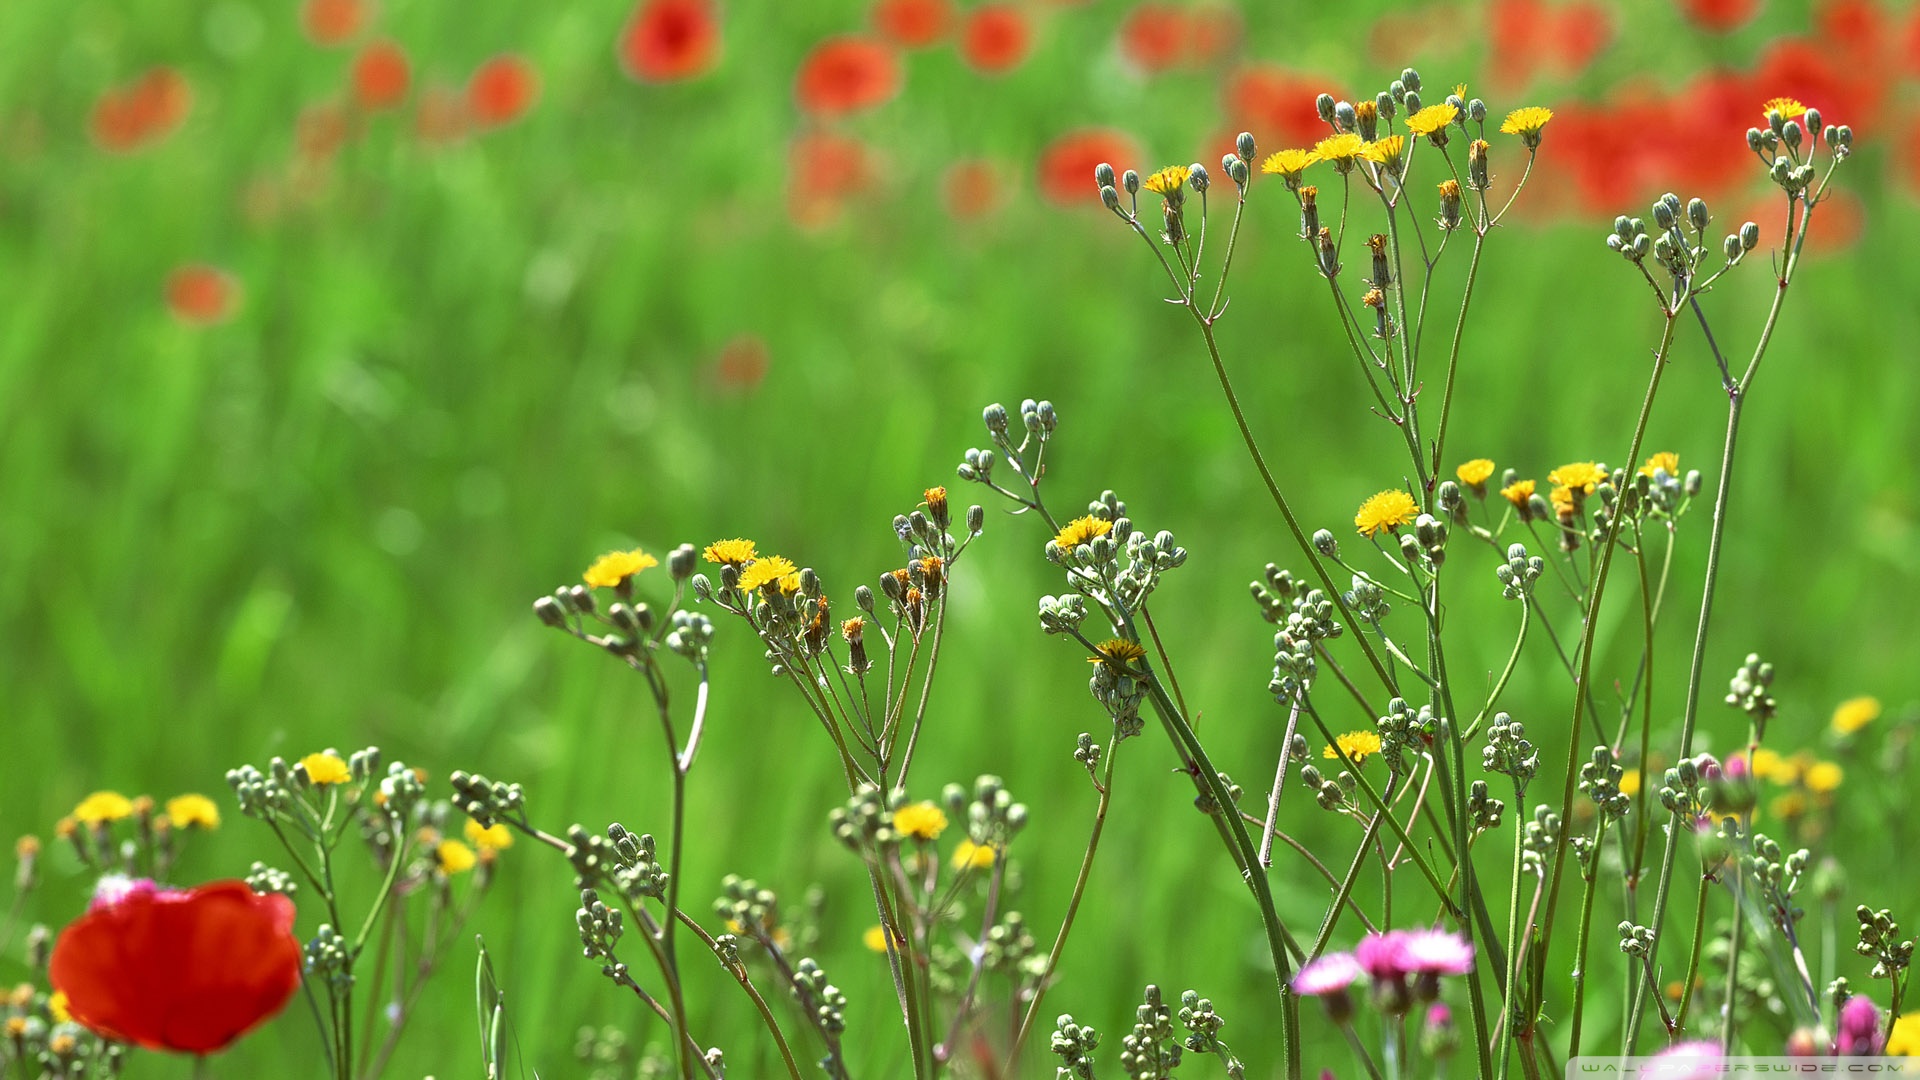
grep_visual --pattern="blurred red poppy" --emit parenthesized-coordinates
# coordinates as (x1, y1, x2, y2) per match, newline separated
(1677, 0, 1761, 33)
(1221, 65, 1332, 150)
(352, 40, 411, 111)
(1904, 8, 1920, 77)
(90, 69, 191, 154)
(619, 0, 721, 83)
(1187, 5, 1242, 65)
(795, 37, 902, 118)
(467, 54, 540, 128)
(1487, 0, 1548, 91)
(51, 880, 299, 1052)
(165, 266, 241, 325)
(788, 130, 878, 227)
(872, 0, 951, 49)
(1734, 187, 1864, 254)
(713, 334, 770, 390)
(1546, 2, 1612, 77)
(1816, 0, 1887, 57)
(1119, 5, 1189, 76)
(1753, 36, 1882, 132)
(302, 0, 369, 46)
(942, 158, 1003, 220)
(1036, 127, 1141, 207)
(960, 6, 1032, 74)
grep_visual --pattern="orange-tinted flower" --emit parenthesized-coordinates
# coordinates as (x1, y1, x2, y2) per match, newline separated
(1222, 65, 1335, 150)
(1036, 127, 1141, 207)
(165, 265, 239, 326)
(795, 36, 902, 118)
(1119, 4, 1189, 76)
(942, 158, 1002, 220)
(89, 69, 192, 154)
(51, 880, 301, 1053)
(619, 0, 721, 83)
(1678, 0, 1761, 33)
(1546, 2, 1613, 78)
(302, 0, 368, 46)
(713, 334, 770, 391)
(351, 41, 411, 111)
(872, 0, 951, 49)
(466, 54, 540, 129)
(1817, 0, 1889, 64)
(787, 130, 878, 228)
(1187, 5, 1242, 64)
(960, 5, 1032, 74)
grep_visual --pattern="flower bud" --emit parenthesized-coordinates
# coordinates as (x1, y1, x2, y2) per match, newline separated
(1652, 200, 1677, 231)
(1094, 162, 1116, 189)
(1746, 128, 1764, 153)
(1782, 120, 1802, 149)
(1334, 100, 1358, 133)
(1468, 98, 1486, 123)
(966, 504, 985, 534)
(1228, 158, 1249, 186)
(1740, 221, 1759, 251)
(668, 544, 697, 580)
(1100, 185, 1119, 210)
(1722, 234, 1741, 261)
(1122, 169, 1139, 194)
(1187, 162, 1209, 193)
(1403, 89, 1422, 114)
(1400, 67, 1421, 92)
(1313, 529, 1338, 556)
(1375, 91, 1396, 121)
(533, 595, 567, 628)
(1804, 108, 1822, 137)
(1316, 93, 1337, 124)
(1236, 131, 1256, 163)
(1687, 197, 1709, 232)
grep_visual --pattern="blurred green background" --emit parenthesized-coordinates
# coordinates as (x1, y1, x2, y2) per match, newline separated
(4, 0, 1917, 1075)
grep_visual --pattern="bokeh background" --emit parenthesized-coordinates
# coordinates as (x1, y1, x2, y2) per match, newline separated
(4, 0, 1918, 1074)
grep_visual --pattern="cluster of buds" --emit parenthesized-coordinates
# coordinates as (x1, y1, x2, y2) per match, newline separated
(1466, 779, 1505, 837)
(1399, 513, 1449, 570)
(981, 911, 1039, 978)
(575, 887, 625, 977)
(1522, 805, 1562, 875)
(1724, 653, 1779, 734)
(1176, 990, 1231, 1057)
(715, 875, 784, 949)
(448, 770, 528, 830)
(1344, 574, 1390, 624)
(1483, 713, 1538, 791)
(1299, 763, 1357, 813)
(945, 774, 1028, 854)
(1376, 698, 1436, 779)
(1051, 1014, 1102, 1079)
(1119, 985, 1183, 1080)
(1495, 542, 1544, 601)
(792, 957, 848, 1036)
(1748, 103, 1849, 197)
(1855, 907, 1915, 981)
(1657, 754, 1720, 830)
(1578, 746, 1633, 821)
(1742, 832, 1812, 932)
(1218, 131, 1256, 194)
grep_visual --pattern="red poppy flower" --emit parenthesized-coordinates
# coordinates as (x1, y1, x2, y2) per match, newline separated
(89, 68, 192, 154)
(1753, 35, 1883, 132)
(1036, 127, 1141, 207)
(1677, 0, 1760, 33)
(1221, 65, 1333, 150)
(942, 158, 1003, 220)
(795, 36, 902, 118)
(787, 130, 878, 227)
(1486, 0, 1549, 91)
(713, 334, 770, 390)
(1119, 5, 1189, 76)
(467, 54, 540, 128)
(164, 266, 240, 325)
(302, 0, 369, 46)
(961, 6, 1032, 74)
(872, 0, 951, 49)
(351, 40, 411, 110)
(1546, 2, 1612, 77)
(619, 0, 721, 83)
(51, 880, 300, 1053)
(1817, 0, 1887, 57)
(1187, 5, 1242, 65)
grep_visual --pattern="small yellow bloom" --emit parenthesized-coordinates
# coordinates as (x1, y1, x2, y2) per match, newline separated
(1748, 747, 1786, 782)
(1619, 769, 1641, 797)
(1500, 106, 1554, 148)
(1323, 730, 1383, 763)
(1639, 452, 1680, 479)
(1803, 761, 1842, 794)
(1453, 82, 1468, 99)
(1054, 516, 1113, 549)
(1405, 103, 1458, 138)
(1260, 148, 1317, 183)
(300, 752, 352, 786)
(1501, 479, 1536, 511)
(702, 538, 757, 567)
(1360, 135, 1406, 170)
(436, 839, 477, 874)
(1831, 695, 1881, 736)
(584, 548, 657, 589)
(165, 794, 221, 831)
(49, 991, 71, 1024)
(1354, 489, 1418, 537)
(1769, 791, 1807, 821)
(3, 1017, 24, 1038)
(1088, 638, 1147, 669)
(1312, 132, 1366, 169)
(736, 555, 799, 593)
(48, 1034, 74, 1056)
(1888, 1012, 1920, 1056)
(1761, 96, 1807, 120)
(1142, 164, 1191, 197)
(465, 818, 514, 851)
(1456, 459, 1496, 492)
(1547, 462, 1606, 494)
(951, 838, 995, 871)
(892, 802, 948, 842)
(863, 925, 891, 953)
(71, 792, 134, 826)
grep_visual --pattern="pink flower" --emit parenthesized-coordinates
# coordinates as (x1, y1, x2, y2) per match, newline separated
(1837, 993, 1883, 1055)
(1652, 1041, 1722, 1080)
(1293, 952, 1361, 995)
(1425, 1003, 1452, 1031)
(90, 875, 160, 911)
(1354, 931, 1414, 979)
(1401, 929, 1475, 975)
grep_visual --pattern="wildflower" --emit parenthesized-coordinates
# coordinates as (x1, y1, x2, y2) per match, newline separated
(90, 69, 192, 154)
(165, 265, 239, 326)
(1054, 516, 1113, 548)
(1293, 952, 1362, 995)
(1360, 135, 1406, 172)
(1678, 0, 1759, 33)
(1261, 148, 1317, 185)
(1400, 929, 1475, 975)
(1547, 461, 1605, 494)
(872, 0, 951, 49)
(951, 839, 995, 870)
(72, 792, 134, 826)
(1312, 132, 1366, 171)
(1651, 1041, 1722, 1080)
(1355, 931, 1416, 979)
(1405, 102, 1458, 139)
(1118, 4, 1188, 75)
(619, 0, 721, 83)
(795, 37, 901, 117)
(1549, 485, 1576, 518)
(49, 991, 71, 1024)
(1889, 1012, 1920, 1055)
(584, 548, 657, 589)
(50, 880, 301, 1052)
(1354, 489, 1418, 537)
(436, 840, 477, 874)
(1831, 695, 1880, 735)
(959, 5, 1031, 74)
(892, 802, 947, 841)
(1500, 106, 1553, 149)
(1618, 769, 1640, 797)
(1142, 164, 1191, 198)
(863, 925, 890, 952)
(713, 335, 769, 391)
(1837, 993, 1884, 1055)
(1639, 451, 1679, 478)
(1223, 66, 1335, 149)
(702, 538, 757, 566)
(165, 795, 220, 831)
(1762, 96, 1808, 120)
(736, 555, 799, 593)
(1501, 479, 1536, 516)
(464, 819, 513, 851)
(1323, 730, 1382, 763)
(466, 54, 540, 128)
(1455, 459, 1495, 493)
(1803, 761, 1842, 794)
(299, 751, 352, 786)
(1089, 638, 1147, 669)
(350, 41, 411, 111)
(1770, 791, 1807, 821)
(1037, 127, 1141, 207)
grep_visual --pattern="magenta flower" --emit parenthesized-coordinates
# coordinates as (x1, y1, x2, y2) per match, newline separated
(1401, 929, 1475, 975)
(1837, 994, 1883, 1055)
(1293, 951, 1362, 996)
(1424, 1003, 1452, 1031)
(1354, 931, 1414, 979)
(1651, 1041, 1722, 1080)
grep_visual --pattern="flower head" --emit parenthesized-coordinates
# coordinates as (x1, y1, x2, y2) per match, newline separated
(1547, 461, 1606, 494)
(702, 538, 757, 567)
(1837, 993, 1883, 1055)
(1500, 106, 1553, 148)
(1405, 103, 1458, 137)
(466, 54, 539, 128)
(1650, 1041, 1722, 1080)
(1831, 695, 1880, 735)
(72, 792, 134, 826)
(436, 840, 477, 874)
(1889, 1011, 1920, 1055)
(299, 752, 352, 786)
(1261, 148, 1317, 184)
(736, 555, 800, 593)
(1549, 485, 1576, 518)
(1054, 516, 1113, 549)
(464, 818, 513, 851)
(1312, 132, 1366, 170)
(1361, 135, 1406, 170)
(1142, 164, 1191, 197)
(795, 37, 902, 118)
(891, 802, 948, 841)
(1501, 479, 1536, 511)
(1761, 96, 1807, 119)
(1803, 761, 1842, 794)
(618, 0, 721, 84)
(165, 795, 220, 831)
(1354, 489, 1418, 537)
(1089, 638, 1147, 669)
(1354, 931, 1416, 979)
(950, 838, 995, 871)
(585, 548, 657, 588)
(50, 880, 301, 1053)
(1640, 451, 1680, 478)
(863, 924, 891, 952)
(1400, 929, 1474, 975)
(1456, 459, 1495, 491)
(1293, 952, 1362, 995)
(959, 5, 1031, 74)
(1324, 730, 1383, 763)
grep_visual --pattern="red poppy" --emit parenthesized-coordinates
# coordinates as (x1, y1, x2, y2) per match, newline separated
(795, 36, 902, 118)
(1036, 127, 1141, 207)
(351, 40, 411, 110)
(619, 0, 721, 83)
(872, 0, 951, 49)
(787, 130, 878, 227)
(1187, 5, 1242, 65)
(1119, 5, 1189, 76)
(1486, 0, 1549, 91)
(1664, 69, 1761, 197)
(467, 54, 540, 128)
(960, 6, 1032, 74)
(1753, 35, 1883, 132)
(165, 266, 240, 325)
(942, 158, 1003, 220)
(301, 0, 369, 46)
(89, 68, 192, 154)
(51, 880, 300, 1052)
(1546, 2, 1612, 77)
(713, 334, 770, 390)
(1677, 0, 1760, 32)
(1816, 0, 1887, 56)
(1221, 65, 1332, 150)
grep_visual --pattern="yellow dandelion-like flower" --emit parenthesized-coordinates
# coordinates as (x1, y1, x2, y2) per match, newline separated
(736, 555, 799, 592)
(1261, 148, 1317, 182)
(1360, 135, 1406, 169)
(465, 818, 514, 851)
(863, 925, 891, 953)
(892, 802, 948, 842)
(951, 839, 996, 871)
(1312, 132, 1366, 168)
(1748, 747, 1786, 782)
(1405, 103, 1458, 137)
(1501, 479, 1536, 509)
(1769, 791, 1808, 821)
(1500, 106, 1554, 148)
(1888, 1012, 1920, 1056)
(1354, 489, 1419, 537)
(1830, 695, 1881, 735)
(1548, 462, 1606, 494)
(584, 548, 657, 589)
(1803, 761, 1843, 794)
(1088, 638, 1147, 669)
(1323, 730, 1383, 763)
(702, 538, 757, 567)
(1619, 769, 1641, 797)
(1456, 459, 1496, 491)
(1142, 164, 1191, 196)
(71, 792, 134, 826)
(437, 839, 477, 874)
(1639, 451, 1680, 478)
(1761, 96, 1807, 120)
(165, 794, 220, 831)
(49, 991, 71, 1025)
(300, 751, 352, 786)
(1453, 82, 1468, 99)
(1549, 485, 1576, 518)
(1054, 515, 1113, 549)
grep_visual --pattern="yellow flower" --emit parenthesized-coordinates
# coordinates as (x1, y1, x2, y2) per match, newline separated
(300, 752, 352, 786)
(165, 794, 221, 831)
(1456, 459, 1496, 492)
(1354, 489, 1418, 537)
(1323, 730, 1383, 763)
(1761, 96, 1807, 120)
(1831, 695, 1881, 735)
(1888, 1012, 1920, 1055)
(1088, 638, 1147, 669)
(1803, 761, 1842, 794)
(49, 991, 71, 1024)
(1619, 769, 1641, 797)
(1360, 135, 1406, 170)
(1547, 462, 1606, 494)
(863, 925, 891, 953)
(1748, 747, 1786, 782)
(436, 839, 477, 874)
(1549, 485, 1576, 518)
(1054, 516, 1113, 549)
(584, 548, 657, 588)
(1769, 791, 1807, 821)
(702, 538, 757, 567)
(1142, 164, 1191, 197)
(1500, 106, 1554, 148)
(1312, 133, 1366, 169)
(71, 792, 134, 826)
(1501, 479, 1536, 510)
(1453, 82, 1468, 100)
(892, 802, 948, 842)
(951, 839, 995, 871)
(1405, 103, 1458, 137)
(465, 818, 514, 851)
(1639, 451, 1680, 479)
(1260, 148, 1317, 183)
(736, 555, 799, 593)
